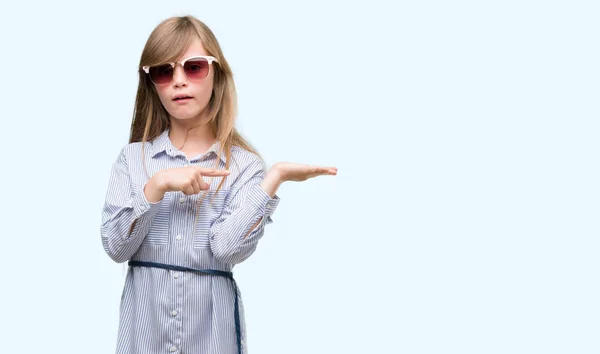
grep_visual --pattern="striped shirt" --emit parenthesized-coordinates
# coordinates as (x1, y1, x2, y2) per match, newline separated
(100, 129, 280, 354)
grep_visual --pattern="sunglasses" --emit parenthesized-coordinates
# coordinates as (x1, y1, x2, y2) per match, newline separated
(142, 55, 218, 85)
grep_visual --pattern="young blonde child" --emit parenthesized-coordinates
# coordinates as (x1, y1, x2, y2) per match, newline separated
(100, 15, 337, 354)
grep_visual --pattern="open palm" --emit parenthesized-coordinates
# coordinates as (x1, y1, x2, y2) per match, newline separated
(275, 162, 338, 182)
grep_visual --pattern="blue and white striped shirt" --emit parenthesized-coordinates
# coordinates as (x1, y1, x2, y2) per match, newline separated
(100, 129, 280, 354)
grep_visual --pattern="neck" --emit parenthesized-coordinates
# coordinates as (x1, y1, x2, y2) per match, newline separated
(169, 117, 217, 152)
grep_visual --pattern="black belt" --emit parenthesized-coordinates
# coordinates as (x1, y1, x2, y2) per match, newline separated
(128, 260, 242, 354)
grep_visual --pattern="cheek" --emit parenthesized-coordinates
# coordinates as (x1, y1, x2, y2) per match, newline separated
(191, 83, 214, 105)
(155, 87, 171, 106)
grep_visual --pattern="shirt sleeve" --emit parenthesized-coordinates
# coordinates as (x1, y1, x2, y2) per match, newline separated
(100, 146, 162, 263)
(209, 157, 281, 265)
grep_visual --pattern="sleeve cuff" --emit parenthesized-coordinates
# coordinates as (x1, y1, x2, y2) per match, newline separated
(131, 182, 162, 219)
(247, 184, 281, 217)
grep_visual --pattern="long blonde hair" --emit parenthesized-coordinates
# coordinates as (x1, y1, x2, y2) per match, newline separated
(129, 15, 260, 194)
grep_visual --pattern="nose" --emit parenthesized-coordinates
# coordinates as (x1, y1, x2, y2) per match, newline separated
(172, 64, 188, 87)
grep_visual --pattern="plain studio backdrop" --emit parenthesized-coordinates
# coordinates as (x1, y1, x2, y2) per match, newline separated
(0, 1, 598, 353)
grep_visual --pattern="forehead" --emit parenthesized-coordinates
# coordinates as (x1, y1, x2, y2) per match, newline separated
(178, 37, 208, 60)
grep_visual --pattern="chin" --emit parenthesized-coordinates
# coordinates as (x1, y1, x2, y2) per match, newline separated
(169, 109, 203, 121)
(171, 114, 195, 120)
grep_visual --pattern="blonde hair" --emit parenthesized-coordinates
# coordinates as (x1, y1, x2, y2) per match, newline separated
(130, 15, 260, 192)
(124, 16, 261, 251)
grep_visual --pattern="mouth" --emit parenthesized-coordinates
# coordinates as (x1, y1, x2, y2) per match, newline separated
(173, 96, 194, 103)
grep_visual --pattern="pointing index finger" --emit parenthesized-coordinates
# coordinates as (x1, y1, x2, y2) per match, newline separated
(195, 166, 230, 176)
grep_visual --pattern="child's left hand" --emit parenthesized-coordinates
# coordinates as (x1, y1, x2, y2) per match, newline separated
(260, 162, 337, 197)
(273, 162, 337, 182)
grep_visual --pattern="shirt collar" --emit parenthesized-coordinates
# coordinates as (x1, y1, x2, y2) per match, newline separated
(149, 129, 226, 163)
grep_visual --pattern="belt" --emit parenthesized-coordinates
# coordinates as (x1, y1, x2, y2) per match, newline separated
(128, 260, 242, 354)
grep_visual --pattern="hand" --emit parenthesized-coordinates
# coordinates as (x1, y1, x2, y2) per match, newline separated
(273, 162, 337, 182)
(151, 166, 230, 196)
(158, 166, 230, 194)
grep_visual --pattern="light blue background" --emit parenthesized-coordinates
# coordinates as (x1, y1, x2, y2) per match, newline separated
(0, 1, 598, 353)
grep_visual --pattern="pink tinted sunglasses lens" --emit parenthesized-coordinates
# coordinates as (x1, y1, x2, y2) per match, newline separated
(183, 58, 210, 80)
(148, 64, 173, 84)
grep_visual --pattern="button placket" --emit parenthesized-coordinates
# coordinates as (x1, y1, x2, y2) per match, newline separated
(170, 265, 183, 354)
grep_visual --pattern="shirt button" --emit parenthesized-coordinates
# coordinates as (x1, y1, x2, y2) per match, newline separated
(171, 310, 178, 316)
(169, 346, 177, 352)
(179, 197, 185, 203)
(173, 272, 179, 279)
(176, 234, 182, 240)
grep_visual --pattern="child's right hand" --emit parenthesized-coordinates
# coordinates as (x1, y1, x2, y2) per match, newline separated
(145, 166, 230, 202)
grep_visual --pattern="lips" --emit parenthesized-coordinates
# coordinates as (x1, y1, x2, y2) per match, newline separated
(173, 94, 193, 101)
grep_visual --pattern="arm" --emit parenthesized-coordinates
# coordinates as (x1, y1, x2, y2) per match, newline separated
(242, 165, 282, 238)
(209, 159, 281, 265)
(100, 148, 162, 263)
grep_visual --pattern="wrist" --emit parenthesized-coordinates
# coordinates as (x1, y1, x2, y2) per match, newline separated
(269, 163, 285, 183)
(260, 165, 283, 197)
(145, 172, 167, 203)
(269, 164, 286, 185)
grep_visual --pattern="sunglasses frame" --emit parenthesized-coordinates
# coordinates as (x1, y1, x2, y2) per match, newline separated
(142, 55, 219, 85)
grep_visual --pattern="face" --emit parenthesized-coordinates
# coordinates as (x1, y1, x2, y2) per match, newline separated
(152, 37, 215, 122)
